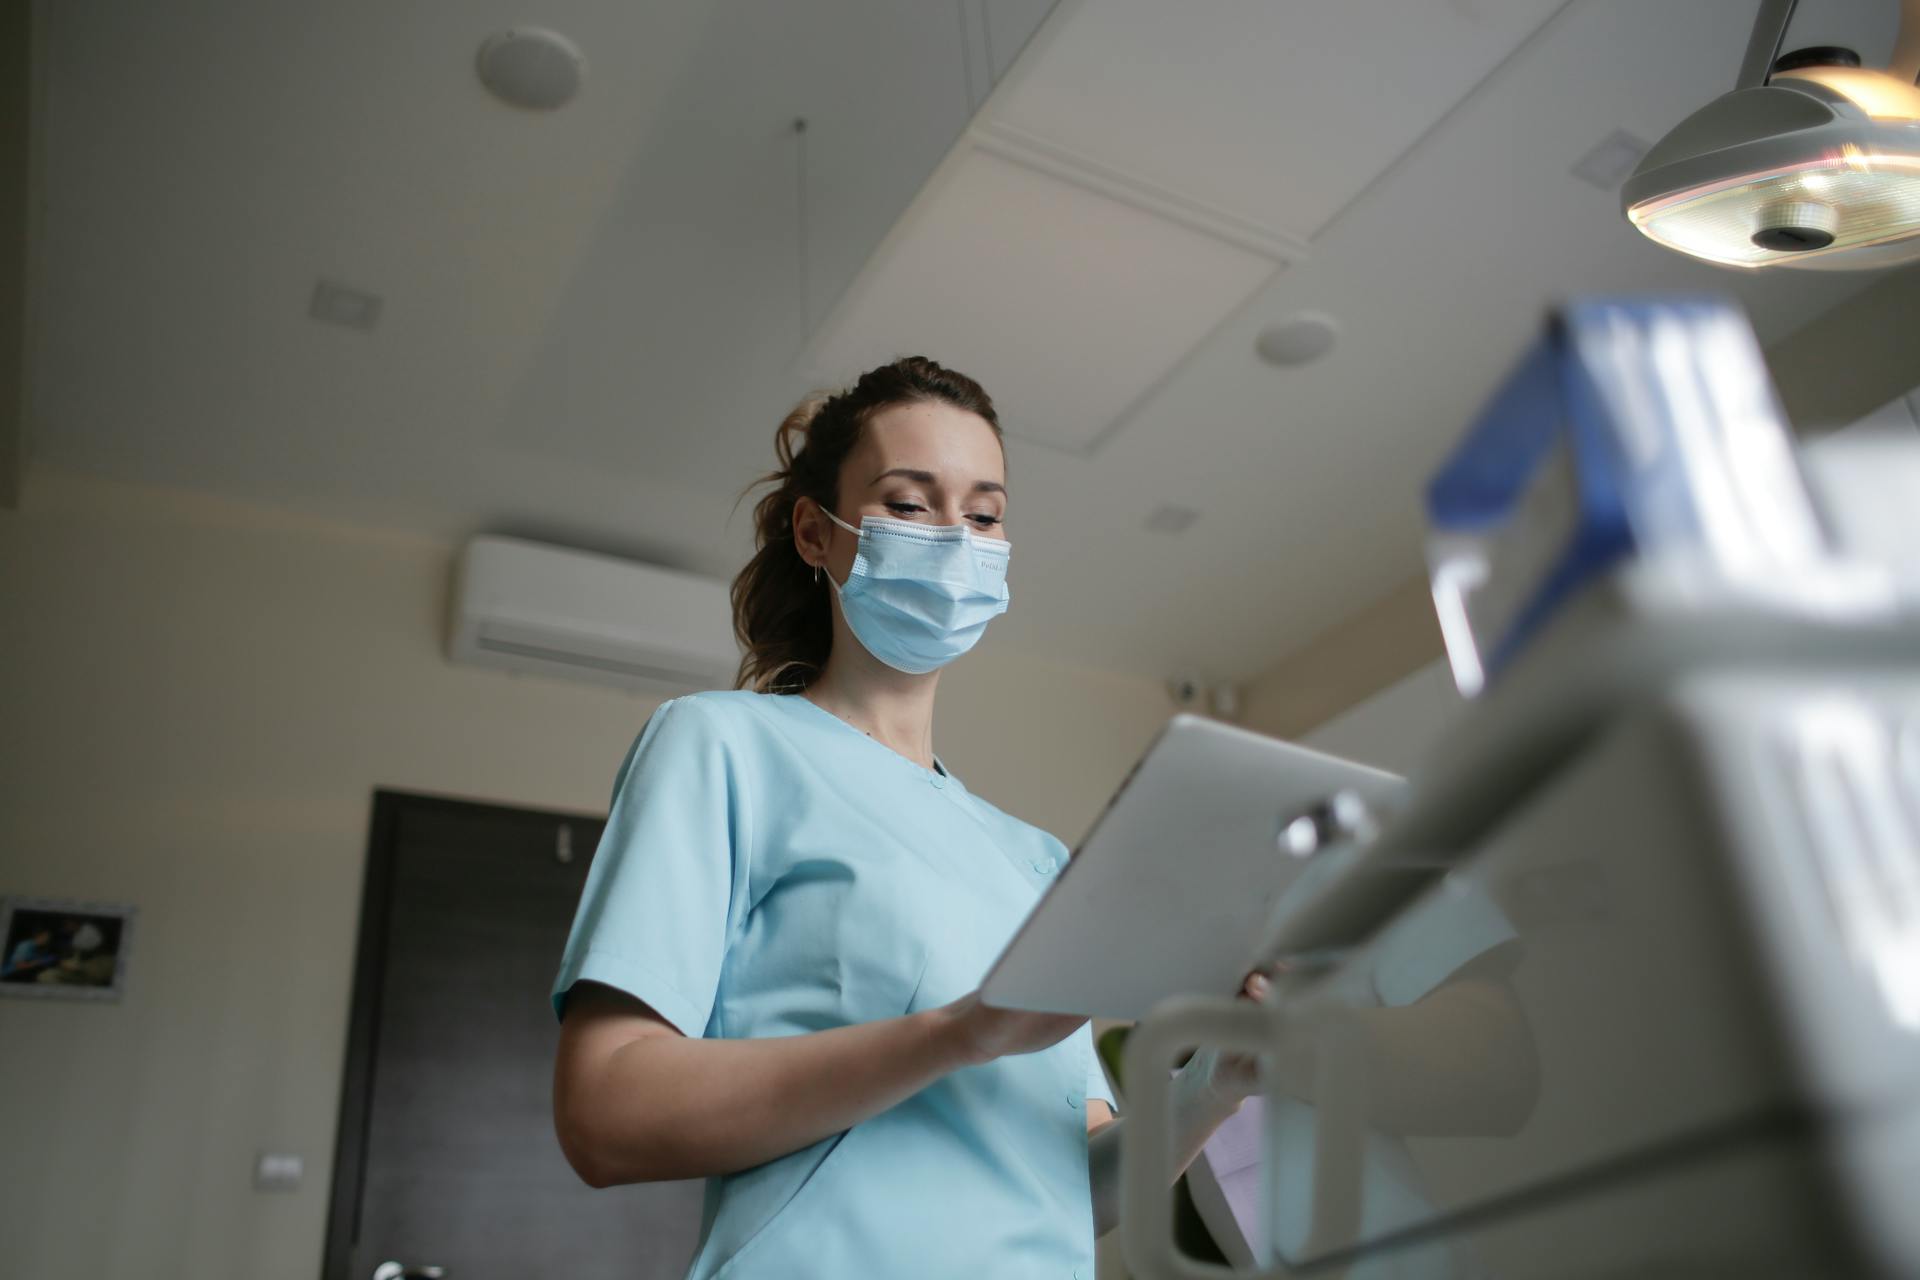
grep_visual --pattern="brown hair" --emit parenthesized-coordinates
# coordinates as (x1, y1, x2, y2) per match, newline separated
(732, 356, 1003, 693)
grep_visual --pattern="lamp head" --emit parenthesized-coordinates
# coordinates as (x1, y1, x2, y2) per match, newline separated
(1623, 47, 1920, 271)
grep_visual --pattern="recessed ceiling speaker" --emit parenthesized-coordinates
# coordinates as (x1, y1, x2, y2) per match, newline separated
(1622, 0, 1920, 270)
(476, 28, 586, 111)
(1144, 503, 1199, 534)
(1254, 311, 1340, 367)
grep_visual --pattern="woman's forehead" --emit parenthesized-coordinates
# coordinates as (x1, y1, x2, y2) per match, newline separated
(854, 402, 1005, 485)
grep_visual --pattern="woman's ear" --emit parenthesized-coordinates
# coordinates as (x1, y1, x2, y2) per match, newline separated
(792, 495, 830, 571)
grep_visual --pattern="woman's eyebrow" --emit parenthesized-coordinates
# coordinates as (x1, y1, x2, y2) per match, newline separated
(869, 467, 1006, 497)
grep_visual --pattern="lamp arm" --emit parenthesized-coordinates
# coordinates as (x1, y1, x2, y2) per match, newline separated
(1736, 0, 1801, 90)
(1892, 0, 1920, 84)
(1736, 0, 1920, 88)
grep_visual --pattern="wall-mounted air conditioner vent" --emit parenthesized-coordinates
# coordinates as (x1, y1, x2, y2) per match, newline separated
(449, 536, 738, 695)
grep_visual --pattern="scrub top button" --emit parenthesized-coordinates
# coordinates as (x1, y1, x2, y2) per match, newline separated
(929, 773, 946, 789)
(1067, 1092, 1081, 1110)
(1031, 858, 1052, 874)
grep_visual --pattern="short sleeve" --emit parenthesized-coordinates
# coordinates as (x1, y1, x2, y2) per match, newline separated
(1369, 874, 1517, 1008)
(550, 697, 753, 1034)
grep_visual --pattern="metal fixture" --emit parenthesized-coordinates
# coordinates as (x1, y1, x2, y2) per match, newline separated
(1276, 788, 1379, 859)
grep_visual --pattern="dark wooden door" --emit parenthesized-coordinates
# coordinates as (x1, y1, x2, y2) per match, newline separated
(325, 791, 705, 1280)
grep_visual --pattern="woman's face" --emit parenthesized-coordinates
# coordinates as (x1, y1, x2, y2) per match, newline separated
(814, 400, 1008, 585)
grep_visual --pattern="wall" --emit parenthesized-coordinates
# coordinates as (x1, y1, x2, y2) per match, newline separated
(1766, 263, 1920, 435)
(1236, 577, 1444, 742)
(1298, 659, 1459, 775)
(0, 467, 1174, 1280)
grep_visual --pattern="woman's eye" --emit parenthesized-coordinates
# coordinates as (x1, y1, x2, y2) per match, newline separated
(882, 501, 1000, 528)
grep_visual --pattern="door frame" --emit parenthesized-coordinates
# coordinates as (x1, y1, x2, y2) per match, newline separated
(321, 788, 602, 1280)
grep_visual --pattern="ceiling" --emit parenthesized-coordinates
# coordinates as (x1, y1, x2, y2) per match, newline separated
(26, 0, 1912, 685)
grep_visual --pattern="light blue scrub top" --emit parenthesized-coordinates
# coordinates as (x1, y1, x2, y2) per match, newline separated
(551, 690, 1115, 1280)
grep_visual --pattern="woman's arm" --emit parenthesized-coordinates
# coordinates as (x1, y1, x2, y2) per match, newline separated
(552, 982, 1086, 1186)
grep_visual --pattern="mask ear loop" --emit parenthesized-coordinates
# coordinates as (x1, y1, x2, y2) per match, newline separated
(818, 505, 858, 588)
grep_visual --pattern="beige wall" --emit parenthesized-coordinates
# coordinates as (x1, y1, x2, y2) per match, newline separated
(0, 467, 1173, 1280)
(1766, 263, 1920, 434)
(1238, 576, 1444, 741)
(1300, 659, 1459, 773)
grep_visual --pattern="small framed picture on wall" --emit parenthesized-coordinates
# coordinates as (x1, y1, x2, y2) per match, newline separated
(0, 897, 136, 1001)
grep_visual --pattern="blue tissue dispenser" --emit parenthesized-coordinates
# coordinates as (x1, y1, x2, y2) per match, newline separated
(1424, 297, 1828, 694)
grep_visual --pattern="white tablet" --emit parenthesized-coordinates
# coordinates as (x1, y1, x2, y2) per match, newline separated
(979, 713, 1404, 1021)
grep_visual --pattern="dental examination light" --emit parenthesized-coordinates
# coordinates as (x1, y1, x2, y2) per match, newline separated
(1623, 0, 1920, 269)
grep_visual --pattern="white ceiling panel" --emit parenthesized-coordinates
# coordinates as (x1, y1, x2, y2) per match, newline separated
(803, 144, 1286, 455)
(987, 0, 1571, 240)
(27, 0, 1915, 688)
(972, 0, 1896, 682)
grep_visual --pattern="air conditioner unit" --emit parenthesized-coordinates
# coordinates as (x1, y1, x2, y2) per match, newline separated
(449, 536, 740, 695)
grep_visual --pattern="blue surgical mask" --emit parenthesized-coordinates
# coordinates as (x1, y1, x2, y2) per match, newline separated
(823, 509, 1011, 674)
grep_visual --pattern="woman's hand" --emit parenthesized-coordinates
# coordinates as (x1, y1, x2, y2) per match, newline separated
(1085, 968, 1283, 1234)
(937, 991, 1087, 1067)
(1193, 968, 1278, 1106)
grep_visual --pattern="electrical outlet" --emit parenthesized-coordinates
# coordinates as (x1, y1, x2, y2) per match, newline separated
(253, 1152, 303, 1191)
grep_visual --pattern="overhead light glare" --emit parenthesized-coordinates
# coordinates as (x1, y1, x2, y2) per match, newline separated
(1775, 64, 1920, 121)
(1628, 157, 1920, 268)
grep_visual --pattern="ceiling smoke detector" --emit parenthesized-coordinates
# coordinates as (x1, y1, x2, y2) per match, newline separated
(476, 28, 586, 111)
(1622, 0, 1920, 271)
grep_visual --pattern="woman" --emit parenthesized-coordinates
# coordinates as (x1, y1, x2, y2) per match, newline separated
(550, 356, 1261, 1279)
